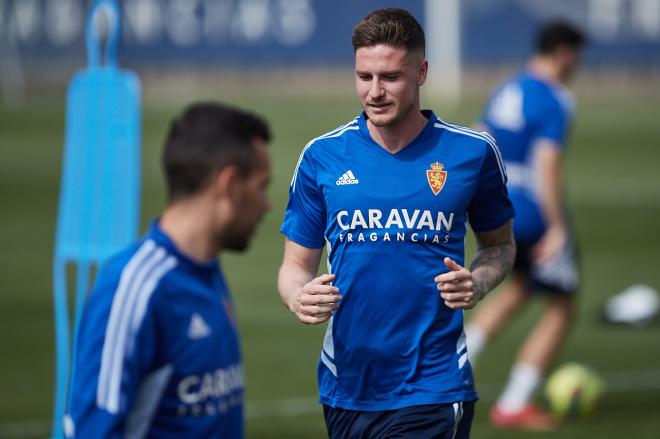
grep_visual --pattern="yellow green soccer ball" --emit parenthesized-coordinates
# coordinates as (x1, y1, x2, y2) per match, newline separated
(544, 362, 606, 418)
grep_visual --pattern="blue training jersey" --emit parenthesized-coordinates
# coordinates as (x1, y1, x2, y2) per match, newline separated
(281, 110, 514, 411)
(481, 71, 574, 244)
(67, 221, 244, 439)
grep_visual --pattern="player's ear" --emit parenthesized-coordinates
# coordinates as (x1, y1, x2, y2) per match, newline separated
(417, 58, 428, 86)
(213, 165, 242, 201)
(556, 45, 570, 62)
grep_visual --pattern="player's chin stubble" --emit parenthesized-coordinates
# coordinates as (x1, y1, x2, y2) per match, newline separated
(367, 106, 397, 128)
(368, 102, 414, 128)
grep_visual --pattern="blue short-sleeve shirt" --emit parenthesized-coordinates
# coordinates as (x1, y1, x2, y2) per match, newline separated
(281, 110, 514, 411)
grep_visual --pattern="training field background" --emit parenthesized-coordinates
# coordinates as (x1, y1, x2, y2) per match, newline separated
(1, 73, 659, 438)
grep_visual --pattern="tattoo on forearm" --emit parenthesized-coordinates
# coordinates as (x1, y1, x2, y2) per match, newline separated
(469, 221, 516, 300)
(470, 243, 515, 300)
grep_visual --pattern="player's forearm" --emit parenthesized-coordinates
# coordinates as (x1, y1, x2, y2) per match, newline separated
(278, 263, 316, 311)
(471, 243, 515, 299)
(535, 143, 566, 230)
(470, 221, 516, 300)
(278, 239, 323, 311)
(540, 173, 565, 231)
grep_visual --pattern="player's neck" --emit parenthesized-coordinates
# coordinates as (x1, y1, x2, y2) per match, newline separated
(366, 108, 427, 154)
(527, 56, 563, 85)
(160, 199, 221, 263)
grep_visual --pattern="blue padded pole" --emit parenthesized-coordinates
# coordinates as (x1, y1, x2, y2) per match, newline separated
(51, 260, 70, 439)
(72, 261, 91, 362)
(64, 261, 92, 427)
(51, 2, 140, 437)
(85, 0, 121, 69)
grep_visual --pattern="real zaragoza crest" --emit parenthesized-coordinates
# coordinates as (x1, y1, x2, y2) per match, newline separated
(426, 162, 447, 196)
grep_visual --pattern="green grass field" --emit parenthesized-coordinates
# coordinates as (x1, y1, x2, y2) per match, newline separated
(1, 78, 659, 438)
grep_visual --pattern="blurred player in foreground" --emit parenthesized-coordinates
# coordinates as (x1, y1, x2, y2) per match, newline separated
(66, 102, 271, 438)
(278, 8, 515, 438)
(466, 20, 586, 431)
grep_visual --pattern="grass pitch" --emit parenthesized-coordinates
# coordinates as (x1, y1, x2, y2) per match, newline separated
(1, 78, 659, 438)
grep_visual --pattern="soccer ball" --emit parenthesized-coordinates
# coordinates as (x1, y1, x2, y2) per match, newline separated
(544, 362, 606, 418)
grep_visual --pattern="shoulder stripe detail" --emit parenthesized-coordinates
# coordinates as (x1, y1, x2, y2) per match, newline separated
(106, 253, 177, 414)
(436, 120, 505, 176)
(103, 248, 167, 412)
(97, 241, 177, 414)
(445, 119, 498, 145)
(435, 119, 503, 161)
(434, 122, 507, 184)
(128, 256, 178, 353)
(98, 240, 160, 412)
(290, 119, 359, 192)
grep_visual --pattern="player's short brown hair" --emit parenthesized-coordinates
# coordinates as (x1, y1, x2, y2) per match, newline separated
(536, 19, 586, 54)
(162, 102, 271, 203)
(352, 8, 425, 55)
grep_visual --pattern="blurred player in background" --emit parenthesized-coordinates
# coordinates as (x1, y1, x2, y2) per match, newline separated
(465, 20, 586, 431)
(278, 8, 515, 438)
(66, 102, 271, 438)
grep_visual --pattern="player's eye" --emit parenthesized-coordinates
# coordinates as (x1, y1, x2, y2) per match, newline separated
(357, 74, 372, 81)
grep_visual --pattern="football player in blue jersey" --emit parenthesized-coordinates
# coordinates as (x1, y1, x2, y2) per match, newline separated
(465, 20, 586, 431)
(66, 102, 271, 438)
(278, 8, 515, 438)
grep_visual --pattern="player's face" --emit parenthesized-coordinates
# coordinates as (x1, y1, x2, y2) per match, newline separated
(355, 44, 427, 128)
(559, 46, 581, 82)
(222, 140, 271, 251)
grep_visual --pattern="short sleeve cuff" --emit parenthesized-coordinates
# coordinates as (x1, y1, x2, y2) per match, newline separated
(469, 207, 515, 233)
(280, 227, 325, 249)
(536, 136, 565, 149)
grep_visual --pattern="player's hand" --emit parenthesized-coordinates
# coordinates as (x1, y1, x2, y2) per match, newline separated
(435, 258, 481, 310)
(288, 274, 342, 324)
(532, 225, 566, 264)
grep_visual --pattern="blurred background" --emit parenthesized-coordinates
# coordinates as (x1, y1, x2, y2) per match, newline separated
(1, 0, 659, 437)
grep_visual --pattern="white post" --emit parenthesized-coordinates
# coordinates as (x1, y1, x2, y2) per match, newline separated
(0, 10, 26, 105)
(425, 0, 462, 105)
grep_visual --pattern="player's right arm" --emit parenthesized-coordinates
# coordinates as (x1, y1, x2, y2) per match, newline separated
(278, 239, 341, 324)
(280, 139, 341, 324)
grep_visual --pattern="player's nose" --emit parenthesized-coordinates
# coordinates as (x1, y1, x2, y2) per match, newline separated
(370, 79, 385, 98)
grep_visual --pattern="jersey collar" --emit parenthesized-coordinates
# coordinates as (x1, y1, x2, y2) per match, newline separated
(148, 219, 219, 274)
(358, 109, 438, 155)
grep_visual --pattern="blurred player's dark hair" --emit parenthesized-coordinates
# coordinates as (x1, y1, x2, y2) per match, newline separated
(352, 8, 425, 55)
(536, 19, 586, 54)
(162, 102, 271, 203)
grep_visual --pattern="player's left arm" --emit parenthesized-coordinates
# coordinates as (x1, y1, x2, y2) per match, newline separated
(470, 220, 516, 299)
(435, 220, 515, 310)
(532, 140, 567, 262)
(438, 136, 515, 309)
(532, 94, 572, 262)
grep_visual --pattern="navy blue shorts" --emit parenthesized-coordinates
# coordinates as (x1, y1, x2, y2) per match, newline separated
(323, 401, 475, 439)
(514, 231, 580, 295)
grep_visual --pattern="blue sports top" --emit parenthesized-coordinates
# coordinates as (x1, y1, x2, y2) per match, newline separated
(281, 110, 514, 411)
(481, 71, 575, 244)
(67, 221, 244, 439)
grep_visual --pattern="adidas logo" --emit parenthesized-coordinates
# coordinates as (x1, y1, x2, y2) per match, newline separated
(336, 170, 359, 186)
(188, 313, 211, 339)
